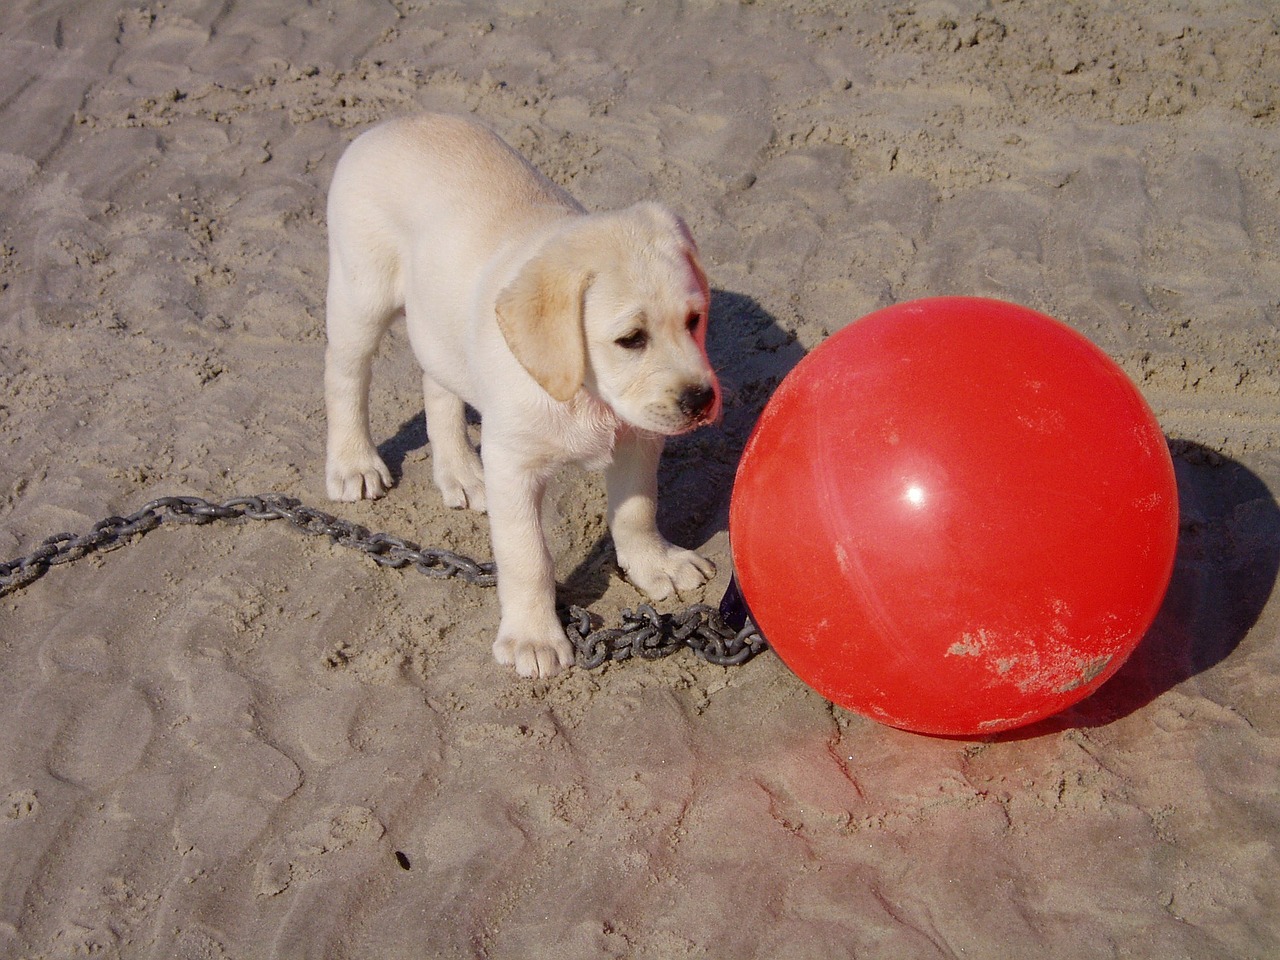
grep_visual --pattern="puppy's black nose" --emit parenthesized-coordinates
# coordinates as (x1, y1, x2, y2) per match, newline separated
(679, 384, 717, 420)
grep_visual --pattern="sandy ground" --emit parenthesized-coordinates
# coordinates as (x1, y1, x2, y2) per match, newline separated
(2, 1, 1279, 957)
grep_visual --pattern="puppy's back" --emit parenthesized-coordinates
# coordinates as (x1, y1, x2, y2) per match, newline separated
(330, 113, 580, 246)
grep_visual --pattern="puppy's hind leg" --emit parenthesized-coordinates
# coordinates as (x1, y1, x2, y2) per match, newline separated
(324, 276, 396, 502)
(423, 374, 486, 512)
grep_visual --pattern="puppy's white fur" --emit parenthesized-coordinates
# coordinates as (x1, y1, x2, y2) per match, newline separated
(324, 113, 721, 678)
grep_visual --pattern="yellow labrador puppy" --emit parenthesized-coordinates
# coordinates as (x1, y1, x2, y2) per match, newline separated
(324, 113, 721, 678)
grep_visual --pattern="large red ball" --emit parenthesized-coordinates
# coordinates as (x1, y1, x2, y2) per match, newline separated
(730, 297, 1179, 736)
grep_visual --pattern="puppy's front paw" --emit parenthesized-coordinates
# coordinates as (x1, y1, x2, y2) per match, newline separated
(493, 627, 575, 679)
(326, 452, 393, 502)
(619, 543, 716, 601)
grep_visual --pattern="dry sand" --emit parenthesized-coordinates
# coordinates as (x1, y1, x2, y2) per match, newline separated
(2, 1, 1279, 957)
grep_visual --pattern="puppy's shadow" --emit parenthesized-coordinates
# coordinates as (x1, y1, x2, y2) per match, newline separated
(378, 406, 483, 486)
(997, 440, 1280, 739)
(562, 288, 807, 605)
(377, 411, 428, 485)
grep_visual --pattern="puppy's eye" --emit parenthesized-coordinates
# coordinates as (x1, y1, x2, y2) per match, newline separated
(615, 329, 649, 350)
(686, 311, 702, 333)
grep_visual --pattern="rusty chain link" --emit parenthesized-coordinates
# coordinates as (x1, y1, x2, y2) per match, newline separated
(0, 494, 766, 668)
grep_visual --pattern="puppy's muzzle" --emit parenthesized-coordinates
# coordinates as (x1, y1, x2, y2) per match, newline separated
(679, 383, 719, 426)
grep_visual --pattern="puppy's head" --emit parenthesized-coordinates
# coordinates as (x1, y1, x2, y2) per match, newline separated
(495, 203, 720, 435)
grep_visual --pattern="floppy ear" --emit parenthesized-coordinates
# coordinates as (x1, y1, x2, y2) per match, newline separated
(671, 212, 711, 304)
(685, 245, 710, 306)
(495, 237, 593, 403)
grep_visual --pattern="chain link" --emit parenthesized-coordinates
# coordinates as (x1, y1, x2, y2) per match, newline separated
(0, 494, 766, 668)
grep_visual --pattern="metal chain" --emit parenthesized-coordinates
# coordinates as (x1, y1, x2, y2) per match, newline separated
(0, 494, 766, 668)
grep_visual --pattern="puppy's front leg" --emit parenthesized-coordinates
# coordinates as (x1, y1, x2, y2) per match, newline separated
(607, 431, 716, 600)
(486, 457, 576, 678)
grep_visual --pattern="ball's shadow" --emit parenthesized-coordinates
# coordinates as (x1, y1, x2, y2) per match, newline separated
(998, 439, 1280, 740)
